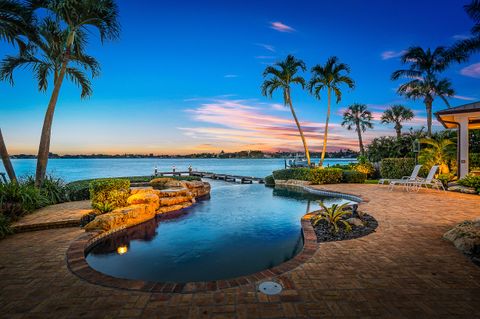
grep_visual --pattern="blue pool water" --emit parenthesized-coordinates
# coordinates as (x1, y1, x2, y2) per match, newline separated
(86, 181, 352, 283)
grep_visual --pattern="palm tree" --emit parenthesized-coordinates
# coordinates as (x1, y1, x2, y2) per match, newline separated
(261, 54, 311, 166)
(0, 0, 35, 52)
(391, 46, 461, 137)
(341, 103, 373, 155)
(380, 104, 415, 138)
(308, 56, 355, 167)
(419, 138, 456, 174)
(0, 0, 36, 183)
(450, 1, 480, 57)
(1, 0, 120, 186)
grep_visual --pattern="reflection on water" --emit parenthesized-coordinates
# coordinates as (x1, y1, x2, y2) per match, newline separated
(86, 181, 352, 282)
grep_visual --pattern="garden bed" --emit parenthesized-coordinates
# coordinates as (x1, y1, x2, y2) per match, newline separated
(312, 210, 378, 242)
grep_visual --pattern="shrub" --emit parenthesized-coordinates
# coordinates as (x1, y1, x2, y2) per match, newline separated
(312, 202, 352, 233)
(437, 173, 456, 188)
(380, 158, 416, 179)
(0, 182, 47, 221)
(457, 174, 480, 193)
(90, 179, 130, 211)
(0, 214, 13, 239)
(342, 170, 367, 183)
(272, 168, 311, 181)
(264, 175, 275, 187)
(92, 202, 115, 214)
(470, 153, 480, 170)
(310, 168, 343, 185)
(65, 180, 91, 201)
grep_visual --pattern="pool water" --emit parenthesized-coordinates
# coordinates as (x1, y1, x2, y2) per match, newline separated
(86, 181, 352, 283)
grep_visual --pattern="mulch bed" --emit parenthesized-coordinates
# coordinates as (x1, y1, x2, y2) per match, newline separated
(312, 211, 378, 243)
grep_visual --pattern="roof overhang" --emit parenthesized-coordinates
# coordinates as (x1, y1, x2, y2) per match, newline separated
(435, 102, 480, 129)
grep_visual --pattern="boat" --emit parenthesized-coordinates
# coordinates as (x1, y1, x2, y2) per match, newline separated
(286, 154, 309, 168)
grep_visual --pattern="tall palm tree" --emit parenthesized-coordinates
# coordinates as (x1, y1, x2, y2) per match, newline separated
(341, 103, 373, 155)
(1, 0, 120, 186)
(308, 56, 355, 166)
(450, 1, 480, 57)
(261, 54, 311, 166)
(0, 0, 36, 183)
(0, 0, 35, 52)
(391, 46, 459, 137)
(380, 104, 415, 138)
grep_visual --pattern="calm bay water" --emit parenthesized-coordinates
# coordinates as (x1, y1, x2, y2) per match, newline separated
(7, 158, 355, 182)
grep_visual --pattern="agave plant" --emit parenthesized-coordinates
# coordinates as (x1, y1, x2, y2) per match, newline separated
(312, 202, 352, 233)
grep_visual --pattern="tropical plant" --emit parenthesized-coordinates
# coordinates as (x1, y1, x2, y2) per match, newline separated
(419, 138, 456, 174)
(308, 56, 355, 166)
(366, 129, 426, 162)
(0, 0, 35, 51)
(92, 201, 115, 214)
(381, 104, 414, 138)
(261, 55, 311, 166)
(380, 158, 416, 179)
(0, 213, 13, 239)
(391, 46, 463, 137)
(24, 175, 67, 204)
(449, 0, 480, 58)
(457, 174, 480, 193)
(312, 202, 352, 233)
(341, 103, 373, 155)
(0, 181, 47, 221)
(0, 0, 120, 186)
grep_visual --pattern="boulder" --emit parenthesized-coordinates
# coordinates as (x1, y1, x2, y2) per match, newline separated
(127, 193, 160, 210)
(84, 212, 127, 232)
(345, 217, 364, 227)
(159, 195, 193, 207)
(157, 188, 191, 198)
(157, 201, 193, 214)
(443, 220, 480, 254)
(274, 179, 312, 186)
(447, 185, 478, 194)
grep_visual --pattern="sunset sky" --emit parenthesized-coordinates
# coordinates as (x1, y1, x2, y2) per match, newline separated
(1, 0, 479, 155)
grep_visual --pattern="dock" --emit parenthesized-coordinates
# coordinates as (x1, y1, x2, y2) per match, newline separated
(154, 170, 264, 184)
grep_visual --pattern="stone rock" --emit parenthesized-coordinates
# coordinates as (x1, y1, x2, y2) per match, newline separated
(84, 212, 127, 232)
(184, 181, 211, 198)
(157, 201, 193, 214)
(157, 188, 191, 198)
(346, 217, 364, 227)
(274, 179, 312, 186)
(159, 195, 193, 207)
(130, 187, 155, 195)
(447, 185, 477, 194)
(443, 220, 480, 254)
(127, 193, 160, 210)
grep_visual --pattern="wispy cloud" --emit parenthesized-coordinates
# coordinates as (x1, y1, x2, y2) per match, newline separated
(181, 98, 360, 152)
(381, 50, 407, 60)
(224, 74, 238, 78)
(453, 94, 476, 101)
(270, 21, 295, 33)
(460, 63, 480, 78)
(452, 34, 470, 40)
(256, 43, 276, 52)
(255, 55, 276, 59)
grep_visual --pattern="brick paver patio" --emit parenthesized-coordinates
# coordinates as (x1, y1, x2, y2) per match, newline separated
(0, 184, 479, 318)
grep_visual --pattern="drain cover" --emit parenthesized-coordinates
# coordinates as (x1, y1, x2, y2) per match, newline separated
(258, 281, 283, 295)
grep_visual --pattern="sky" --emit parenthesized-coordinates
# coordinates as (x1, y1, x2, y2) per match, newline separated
(1, 0, 479, 155)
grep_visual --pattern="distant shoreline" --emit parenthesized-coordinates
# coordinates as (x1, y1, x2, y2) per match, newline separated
(10, 157, 357, 160)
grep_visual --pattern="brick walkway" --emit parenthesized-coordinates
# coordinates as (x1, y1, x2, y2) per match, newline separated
(1, 184, 479, 318)
(11, 200, 92, 232)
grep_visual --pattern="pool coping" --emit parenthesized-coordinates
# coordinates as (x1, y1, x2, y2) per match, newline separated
(66, 186, 364, 293)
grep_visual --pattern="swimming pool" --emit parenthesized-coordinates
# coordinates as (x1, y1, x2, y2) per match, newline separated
(86, 181, 352, 283)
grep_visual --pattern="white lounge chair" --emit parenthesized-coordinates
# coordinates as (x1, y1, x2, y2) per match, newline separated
(386, 164, 423, 191)
(408, 165, 445, 191)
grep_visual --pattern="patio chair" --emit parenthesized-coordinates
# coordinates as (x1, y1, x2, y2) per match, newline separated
(387, 164, 423, 191)
(408, 165, 445, 192)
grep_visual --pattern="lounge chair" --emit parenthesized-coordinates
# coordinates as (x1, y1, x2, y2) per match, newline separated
(386, 164, 423, 191)
(408, 165, 445, 191)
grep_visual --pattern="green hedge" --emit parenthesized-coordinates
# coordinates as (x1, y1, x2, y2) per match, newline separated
(264, 175, 275, 186)
(470, 153, 480, 169)
(342, 170, 367, 183)
(310, 168, 343, 184)
(457, 174, 480, 193)
(90, 179, 130, 211)
(380, 158, 416, 179)
(272, 168, 311, 181)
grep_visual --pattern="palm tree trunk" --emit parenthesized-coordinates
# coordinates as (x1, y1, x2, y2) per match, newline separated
(287, 90, 311, 166)
(35, 59, 68, 186)
(395, 123, 402, 138)
(356, 123, 364, 155)
(425, 100, 433, 137)
(0, 128, 17, 182)
(319, 88, 331, 167)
